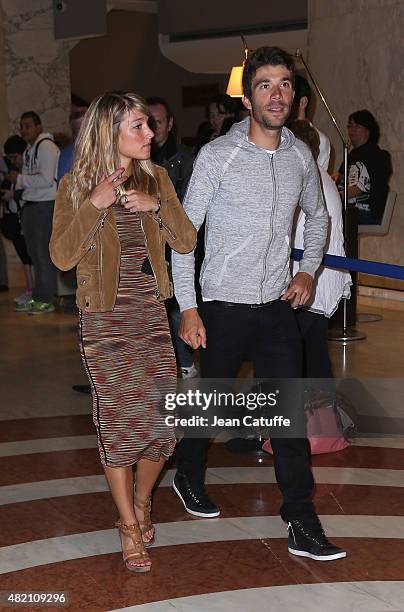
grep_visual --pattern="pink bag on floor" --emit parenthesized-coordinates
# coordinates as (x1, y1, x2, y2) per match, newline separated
(262, 394, 349, 455)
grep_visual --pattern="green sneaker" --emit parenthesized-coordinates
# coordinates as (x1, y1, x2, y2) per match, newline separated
(29, 300, 55, 315)
(15, 298, 35, 312)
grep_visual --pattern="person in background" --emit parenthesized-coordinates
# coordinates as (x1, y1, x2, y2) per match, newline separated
(50, 91, 196, 573)
(58, 104, 91, 394)
(289, 120, 352, 377)
(57, 106, 88, 182)
(1, 135, 34, 305)
(8, 111, 59, 314)
(337, 110, 392, 224)
(196, 94, 236, 152)
(147, 96, 197, 378)
(289, 74, 331, 172)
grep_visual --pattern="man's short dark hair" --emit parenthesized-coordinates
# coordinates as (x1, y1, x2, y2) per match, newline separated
(242, 46, 295, 101)
(4, 134, 26, 155)
(294, 75, 312, 107)
(349, 109, 380, 144)
(20, 111, 41, 125)
(146, 96, 173, 121)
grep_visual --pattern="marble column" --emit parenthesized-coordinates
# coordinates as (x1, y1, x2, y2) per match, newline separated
(0, 0, 72, 138)
(307, 0, 404, 279)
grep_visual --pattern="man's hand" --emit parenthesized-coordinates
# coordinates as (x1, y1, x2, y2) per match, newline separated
(281, 272, 313, 309)
(179, 308, 207, 349)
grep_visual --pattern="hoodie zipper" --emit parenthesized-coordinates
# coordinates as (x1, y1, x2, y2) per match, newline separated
(260, 153, 276, 302)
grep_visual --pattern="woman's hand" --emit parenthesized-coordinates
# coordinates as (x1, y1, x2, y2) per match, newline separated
(89, 168, 128, 210)
(120, 190, 160, 214)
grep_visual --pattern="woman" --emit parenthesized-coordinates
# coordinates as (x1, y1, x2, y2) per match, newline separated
(50, 92, 196, 573)
(195, 94, 236, 152)
(290, 120, 352, 376)
(337, 110, 391, 224)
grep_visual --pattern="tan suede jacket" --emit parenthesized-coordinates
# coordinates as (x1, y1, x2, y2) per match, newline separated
(50, 166, 196, 312)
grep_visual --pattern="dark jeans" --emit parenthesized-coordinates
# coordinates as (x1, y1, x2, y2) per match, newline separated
(22, 201, 57, 303)
(176, 299, 315, 521)
(296, 309, 333, 379)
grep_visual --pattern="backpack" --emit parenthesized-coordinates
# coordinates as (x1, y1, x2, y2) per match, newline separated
(24, 137, 58, 176)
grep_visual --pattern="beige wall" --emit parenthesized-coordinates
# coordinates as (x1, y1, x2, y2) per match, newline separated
(0, 8, 8, 146)
(70, 10, 227, 141)
(0, 0, 71, 137)
(308, 0, 404, 274)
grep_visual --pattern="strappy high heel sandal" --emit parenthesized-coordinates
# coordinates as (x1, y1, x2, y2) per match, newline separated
(115, 520, 152, 573)
(133, 493, 155, 547)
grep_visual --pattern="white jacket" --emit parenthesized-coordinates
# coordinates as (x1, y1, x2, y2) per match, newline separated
(315, 126, 331, 172)
(16, 133, 59, 202)
(292, 165, 352, 317)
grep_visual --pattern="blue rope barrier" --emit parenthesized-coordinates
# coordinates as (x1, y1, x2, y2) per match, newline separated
(291, 248, 404, 281)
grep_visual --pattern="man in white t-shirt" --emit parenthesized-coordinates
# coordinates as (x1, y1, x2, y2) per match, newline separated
(8, 111, 60, 314)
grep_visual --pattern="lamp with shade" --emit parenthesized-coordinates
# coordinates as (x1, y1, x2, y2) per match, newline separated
(226, 34, 251, 98)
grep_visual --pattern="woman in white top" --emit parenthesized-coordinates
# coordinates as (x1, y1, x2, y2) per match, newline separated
(290, 121, 352, 377)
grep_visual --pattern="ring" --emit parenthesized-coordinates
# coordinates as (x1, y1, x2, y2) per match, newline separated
(123, 194, 129, 204)
(114, 187, 120, 197)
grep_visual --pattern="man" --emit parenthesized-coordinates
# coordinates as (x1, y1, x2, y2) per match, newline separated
(147, 96, 197, 378)
(58, 105, 91, 394)
(10, 111, 59, 314)
(57, 105, 88, 182)
(290, 74, 331, 172)
(172, 47, 346, 561)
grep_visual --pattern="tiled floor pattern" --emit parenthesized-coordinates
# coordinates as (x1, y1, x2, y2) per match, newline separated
(1, 292, 404, 611)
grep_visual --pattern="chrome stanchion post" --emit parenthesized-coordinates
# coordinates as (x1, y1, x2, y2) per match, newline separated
(295, 50, 366, 344)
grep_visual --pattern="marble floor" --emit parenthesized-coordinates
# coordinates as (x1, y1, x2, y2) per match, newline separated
(0, 289, 403, 612)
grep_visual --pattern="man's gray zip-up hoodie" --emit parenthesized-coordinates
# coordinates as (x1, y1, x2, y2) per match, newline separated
(172, 117, 328, 311)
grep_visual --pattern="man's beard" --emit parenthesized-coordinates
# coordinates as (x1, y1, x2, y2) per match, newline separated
(251, 101, 290, 131)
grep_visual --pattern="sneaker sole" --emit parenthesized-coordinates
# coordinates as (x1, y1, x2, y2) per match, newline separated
(288, 547, 347, 561)
(172, 481, 220, 518)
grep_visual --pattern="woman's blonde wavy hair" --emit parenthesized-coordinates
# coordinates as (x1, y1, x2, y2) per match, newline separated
(70, 91, 157, 209)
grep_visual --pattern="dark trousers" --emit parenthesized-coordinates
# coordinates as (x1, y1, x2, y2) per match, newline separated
(22, 201, 57, 303)
(296, 309, 333, 379)
(176, 299, 315, 521)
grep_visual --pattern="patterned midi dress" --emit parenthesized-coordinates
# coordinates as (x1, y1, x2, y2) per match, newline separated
(79, 204, 177, 467)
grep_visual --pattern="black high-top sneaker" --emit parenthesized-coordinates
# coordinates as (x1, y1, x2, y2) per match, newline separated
(288, 515, 346, 561)
(173, 472, 220, 518)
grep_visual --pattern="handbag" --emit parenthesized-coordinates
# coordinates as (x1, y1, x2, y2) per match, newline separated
(0, 211, 21, 241)
(263, 389, 353, 455)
